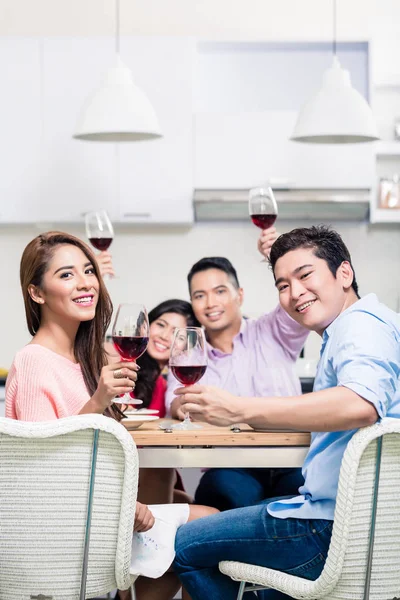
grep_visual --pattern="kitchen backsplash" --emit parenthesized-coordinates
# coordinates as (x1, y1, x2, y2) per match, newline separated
(1, 219, 399, 368)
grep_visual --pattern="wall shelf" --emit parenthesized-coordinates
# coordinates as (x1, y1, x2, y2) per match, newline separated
(370, 207, 400, 223)
(375, 141, 400, 156)
(373, 80, 400, 90)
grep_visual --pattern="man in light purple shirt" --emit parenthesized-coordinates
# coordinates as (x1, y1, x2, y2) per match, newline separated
(166, 245, 308, 510)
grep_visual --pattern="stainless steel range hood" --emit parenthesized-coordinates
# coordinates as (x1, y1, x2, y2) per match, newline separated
(194, 189, 371, 222)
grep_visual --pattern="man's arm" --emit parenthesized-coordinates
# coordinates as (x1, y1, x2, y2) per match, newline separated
(257, 226, 307, 360)
(260, 305, 308, 361)
(176, 384, 378, 431)
(238, 387, 378, 431)
(177, 312, 399, 431)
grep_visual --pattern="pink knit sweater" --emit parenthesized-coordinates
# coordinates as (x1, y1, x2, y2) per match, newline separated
(6, 344, 90, 421)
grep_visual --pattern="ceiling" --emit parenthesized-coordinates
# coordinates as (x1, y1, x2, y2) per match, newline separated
(0, 0, 373, 38)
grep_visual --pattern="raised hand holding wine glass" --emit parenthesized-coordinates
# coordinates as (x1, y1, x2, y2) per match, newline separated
(85, 210, 114, 278)
(249, 187, 278, 262)
(170, 327, 207, 430)
(112, 303, 149, 406)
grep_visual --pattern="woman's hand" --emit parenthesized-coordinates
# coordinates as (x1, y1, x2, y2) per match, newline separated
(89, 362, 139, 413)
(96, 251, 115, 278)
(257, 227, 279, 260)
(134, 501, 155, 532)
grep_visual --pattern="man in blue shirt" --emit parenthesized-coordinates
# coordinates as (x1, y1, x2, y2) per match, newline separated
(173, 225, 400, 600)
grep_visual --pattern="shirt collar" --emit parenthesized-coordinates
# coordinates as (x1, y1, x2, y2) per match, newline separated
(323, 293, 379, 343)
(207, 318, 248, 357)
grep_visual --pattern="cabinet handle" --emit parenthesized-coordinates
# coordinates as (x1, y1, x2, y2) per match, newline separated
(123, 212, 152, 218)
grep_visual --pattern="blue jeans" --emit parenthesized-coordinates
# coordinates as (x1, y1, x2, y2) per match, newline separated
(194, 468, 305, 511)
(174, 497, 333, 600)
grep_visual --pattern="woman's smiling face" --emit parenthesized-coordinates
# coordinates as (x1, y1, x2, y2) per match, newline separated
(147, 312, 188, 367)
(29, 244, 99, 325)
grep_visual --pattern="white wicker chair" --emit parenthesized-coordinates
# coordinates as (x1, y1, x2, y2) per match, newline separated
(220, 417, 400, 600)
(0, 414, 139, 600)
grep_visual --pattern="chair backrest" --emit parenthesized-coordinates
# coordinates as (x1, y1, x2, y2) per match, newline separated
(314, 418, 400, 600)
(0, 414, 138, 600)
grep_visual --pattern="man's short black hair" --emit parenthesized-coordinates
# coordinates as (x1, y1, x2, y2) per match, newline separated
(187, 257, 240, 293)
(269, 225, 359, 297)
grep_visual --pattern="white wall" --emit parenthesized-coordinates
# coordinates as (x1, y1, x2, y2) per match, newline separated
(2, 220, 400, 368)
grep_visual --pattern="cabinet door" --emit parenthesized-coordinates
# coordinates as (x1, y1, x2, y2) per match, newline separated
(41, 38, 118, 222)
(118, 37, 194, 224)
(0, 38, 42, 223)
(194, 111, 375, 190)
(194, 112, 292, 189)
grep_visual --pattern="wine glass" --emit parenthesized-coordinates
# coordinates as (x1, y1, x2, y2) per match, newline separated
(85, 210, 114, 278)
(169, 327, 208, 431)
(249, 187, 278, 262)
(112, 303, 149, 406)
(85, 210, 114, 251)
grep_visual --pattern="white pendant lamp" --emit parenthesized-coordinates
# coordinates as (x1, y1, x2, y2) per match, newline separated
(291, 1, 379, 144)
(74, 0, 162, 142)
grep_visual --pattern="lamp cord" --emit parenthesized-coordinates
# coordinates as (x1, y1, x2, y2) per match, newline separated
(333, 0, 337, 56)
(115, 0, 120, 54)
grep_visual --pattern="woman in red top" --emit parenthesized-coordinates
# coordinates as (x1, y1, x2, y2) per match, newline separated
(136, 299, 199, 417)
(105, 299, 199, 505)
(132, 299, 199, 505)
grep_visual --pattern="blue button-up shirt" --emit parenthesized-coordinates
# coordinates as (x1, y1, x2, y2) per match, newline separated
(268, 294, 400, 521)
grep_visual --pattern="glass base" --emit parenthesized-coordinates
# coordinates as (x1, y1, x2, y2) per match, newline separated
(172, 420, 202, 431)
(230, 424, 242, 432)
(113, 397, 143, 405)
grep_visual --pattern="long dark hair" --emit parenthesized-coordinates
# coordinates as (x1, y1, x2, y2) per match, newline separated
(19, 232, 121, 419)
(135, 299, 200, 407)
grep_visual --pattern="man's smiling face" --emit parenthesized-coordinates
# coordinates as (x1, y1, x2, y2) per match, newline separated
(190, 268, 243, 334)
(274, 247, 354, 335)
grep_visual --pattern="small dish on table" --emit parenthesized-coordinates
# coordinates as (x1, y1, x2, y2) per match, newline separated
(122, 415, 160, 429)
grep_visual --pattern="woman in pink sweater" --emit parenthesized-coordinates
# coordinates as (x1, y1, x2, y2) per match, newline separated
(6, 231, 139, 420)
(6, 231, 215, 600)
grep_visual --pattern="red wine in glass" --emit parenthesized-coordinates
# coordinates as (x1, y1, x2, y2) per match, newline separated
(249, 187, 278, 262)
(112, 336, 149, 361)
(112, 303, 149, 404)
(169, 327, 207, 430)
(171, 365, 207, 386)
(250, 214, 277, 230)
(89, 237, 113, 251)
(85, 210, 115, 278)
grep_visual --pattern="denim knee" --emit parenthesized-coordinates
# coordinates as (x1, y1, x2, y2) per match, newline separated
(174, 521, 196, 572)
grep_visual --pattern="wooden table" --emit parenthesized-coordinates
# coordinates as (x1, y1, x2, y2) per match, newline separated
(125, 420, 311, 468)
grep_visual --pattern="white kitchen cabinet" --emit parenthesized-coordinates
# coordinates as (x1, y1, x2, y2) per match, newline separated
(0, 38, 118, 224)
(194, 112, 375, 190)
(118, 37, 194, 224)
(371, 35, 400, 88)
(194, 40, 375, 192)
(40, 38, 118, 222)
(0, 36, 194, 225)
(0, 38, 42, 223)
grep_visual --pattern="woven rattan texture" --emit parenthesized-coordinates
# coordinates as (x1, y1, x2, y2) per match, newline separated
(220, 419, 400, 600)
(0, 415, 138, 600)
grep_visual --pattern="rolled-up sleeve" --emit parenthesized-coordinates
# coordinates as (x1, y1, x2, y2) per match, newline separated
(260, 305, 309, 361)
(331, 313, 400, 418)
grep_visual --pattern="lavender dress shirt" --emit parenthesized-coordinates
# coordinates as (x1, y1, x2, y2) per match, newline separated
(165, 305, 308, 415)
